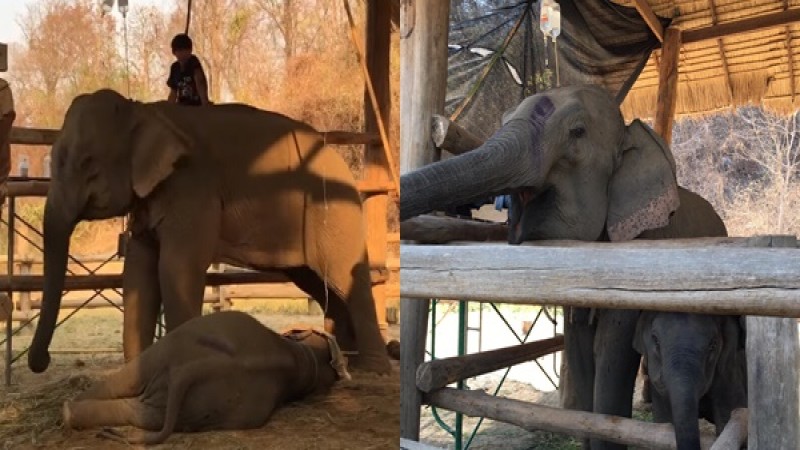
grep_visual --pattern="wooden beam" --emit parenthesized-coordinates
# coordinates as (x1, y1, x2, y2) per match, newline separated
(416, 335, 564, 393)
(6, 179, 394, 198)
(654, 27, 681, 145)
(9, 127, 59, 146)
(431, 114, 483, 155)
(9, 126, 381, 147)
(426, 388, 717, 449)
(400, 215, 508, 243)
(0, 271, 291, 292)
(709, 0, 735, 104)
(399, 0, 450, 442)
(632, 0, 664, 43)
(710, 408, 748, 450)
(682, 8, 800, 45)
(787, 28, 796, 103)
(400, 241, 800, 316)
(747, 236, 800, 449)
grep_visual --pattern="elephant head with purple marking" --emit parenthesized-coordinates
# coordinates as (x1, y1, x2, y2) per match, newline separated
(400, 85, 731, 450)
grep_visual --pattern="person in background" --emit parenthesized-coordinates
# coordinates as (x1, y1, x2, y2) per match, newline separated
(0, 76, 15, 206)
(166, 33, 210, 106)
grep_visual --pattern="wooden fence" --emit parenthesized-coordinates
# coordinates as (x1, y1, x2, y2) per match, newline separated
(400, 236, 800, 450)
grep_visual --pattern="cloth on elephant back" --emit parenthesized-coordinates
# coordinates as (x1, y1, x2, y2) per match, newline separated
(447, 0, 670, 140)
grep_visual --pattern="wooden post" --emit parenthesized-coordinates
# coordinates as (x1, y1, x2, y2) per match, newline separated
(399, 0, 451, 441)
(747, 236, 799, 449)
(363, 0, 391, 339)
(654, 26, 681, 146)
(430, 114, 483, 155)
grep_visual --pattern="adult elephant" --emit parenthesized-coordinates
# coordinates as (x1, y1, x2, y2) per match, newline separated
(29, 89, 390, 375)
(400, 85, 727, 449)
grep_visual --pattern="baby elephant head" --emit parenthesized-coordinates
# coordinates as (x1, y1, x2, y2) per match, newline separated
(634, 312, 747, 449)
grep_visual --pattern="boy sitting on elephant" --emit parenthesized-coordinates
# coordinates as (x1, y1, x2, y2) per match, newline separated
(62, 311, 350, 445)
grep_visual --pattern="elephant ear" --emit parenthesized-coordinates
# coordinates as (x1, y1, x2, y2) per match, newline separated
(130, 106, 191, 198)
(607, 119, 680, 241)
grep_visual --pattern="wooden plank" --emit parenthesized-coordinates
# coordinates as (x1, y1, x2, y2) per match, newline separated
(400, 438, 446, 450)
(710, 408, 748, 450)
(632, 0, 664, 43)
(682, 8, 800, 45)
(399, 0, 450, 442)
(0, 271, 292, 292)
(400, 243, 800, 316)
(426, 388, 716, 449)
(322, 131, 379, 145)
(416, 335, 564, 393)
(747, 236, 799, 449)
(9, 126, 379, 148)
(709, 0, 734, 103)
(430, 114, 483, 155)
(9, 127, 59, 146)
(654, 27, 681, 145)
(400, 215, 508, 243)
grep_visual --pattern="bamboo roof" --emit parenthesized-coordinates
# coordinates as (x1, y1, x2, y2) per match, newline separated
(615, 0, 800, 118)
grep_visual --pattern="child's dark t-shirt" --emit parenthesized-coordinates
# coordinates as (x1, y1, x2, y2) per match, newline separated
(167, 55, 204, 106)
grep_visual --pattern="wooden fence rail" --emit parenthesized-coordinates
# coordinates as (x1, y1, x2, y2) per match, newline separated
(401, 235, 800, 449)
(400, 239, 800, 317)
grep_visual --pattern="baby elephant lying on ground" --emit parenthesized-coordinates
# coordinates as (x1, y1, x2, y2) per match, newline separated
(63, 311, 350, 445)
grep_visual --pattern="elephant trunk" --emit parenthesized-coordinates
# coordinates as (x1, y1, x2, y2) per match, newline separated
(400, 97, 555, 222)
(28, 195, 76, 373)
(665, 366, 704, 450)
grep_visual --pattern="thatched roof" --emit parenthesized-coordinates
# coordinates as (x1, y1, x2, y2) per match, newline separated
(616, 0, 800, 118)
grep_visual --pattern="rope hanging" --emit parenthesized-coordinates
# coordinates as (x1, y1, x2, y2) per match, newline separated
(185, 0, 193, 34)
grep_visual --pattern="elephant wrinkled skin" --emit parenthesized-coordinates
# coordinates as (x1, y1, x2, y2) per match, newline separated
(29, 89, 390, 375)
(400, 85, 738, 449)
(63, 311, 349, 445)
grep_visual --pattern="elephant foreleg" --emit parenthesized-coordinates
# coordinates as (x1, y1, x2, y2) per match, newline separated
(591, 309, 641, 450)
(157, 221, 218, 333)
(122, 236, 162, 362)
(63, 397, 164, 431)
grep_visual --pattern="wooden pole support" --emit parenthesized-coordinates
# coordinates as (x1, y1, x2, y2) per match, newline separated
(710, 408, 748, 450)
(654, 26, 681, 146)
(399, 0, 451, 440)
(431, 114, 483, 155)
(747, 236, 799, 449)
(400, 215, 508, 243)
(416, 335, 564, 393)
(426, 388, 716, 449)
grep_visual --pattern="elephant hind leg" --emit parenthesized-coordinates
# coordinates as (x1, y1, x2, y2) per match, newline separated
(285, 265, 391, 374)
(284, 266, 356, 350)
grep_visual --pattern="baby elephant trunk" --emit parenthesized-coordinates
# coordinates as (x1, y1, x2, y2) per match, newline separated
(665, 367, 704, 450)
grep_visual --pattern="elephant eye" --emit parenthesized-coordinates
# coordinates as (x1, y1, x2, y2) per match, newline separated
(569, 126, 586, 139)
(708, 340, 718, 353)
(652, 333, 660, 349)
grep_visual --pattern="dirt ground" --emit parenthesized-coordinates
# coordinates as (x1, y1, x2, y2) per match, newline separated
(0, 304, 399, 449)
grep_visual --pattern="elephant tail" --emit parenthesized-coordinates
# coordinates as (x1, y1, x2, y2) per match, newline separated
(126, 359, 220, 445)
